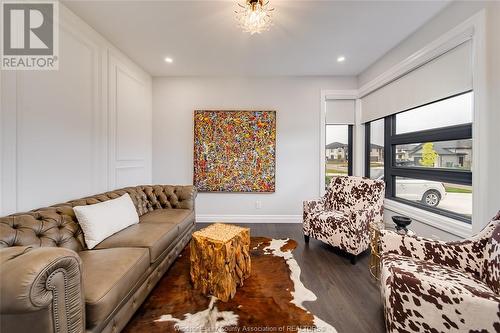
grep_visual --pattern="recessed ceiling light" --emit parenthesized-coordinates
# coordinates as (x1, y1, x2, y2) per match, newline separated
(164, 57, 173, 63)
(337, 56, 345, 63)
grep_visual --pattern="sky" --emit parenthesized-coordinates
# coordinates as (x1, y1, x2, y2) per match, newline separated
(371, 118, 384, 146)
(396, 91, 473, 134)
(326, 125, 348, 145)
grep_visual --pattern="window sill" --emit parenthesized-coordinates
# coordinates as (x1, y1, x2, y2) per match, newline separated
(384, 199, 472, 238)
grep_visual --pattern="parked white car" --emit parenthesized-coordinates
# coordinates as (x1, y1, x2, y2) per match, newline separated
(376, 176, 447, 207)
(396, 178, 447, 207)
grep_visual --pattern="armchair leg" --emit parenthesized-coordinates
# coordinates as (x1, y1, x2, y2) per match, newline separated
(350, 254, 357, 265)
(304, 235, 310, 243)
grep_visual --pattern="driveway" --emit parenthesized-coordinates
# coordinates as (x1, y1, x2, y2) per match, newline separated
(437, 193, 472, 216)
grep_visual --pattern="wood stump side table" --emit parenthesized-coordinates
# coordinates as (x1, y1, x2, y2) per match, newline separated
(190, 223, 251, 302)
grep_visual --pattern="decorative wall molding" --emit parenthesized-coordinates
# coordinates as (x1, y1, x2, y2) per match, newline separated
(59, 7, 104, 194)
(9, 17, 102, 212)
(0, 3, 152, 215)
(196, 214, 302, 224)
(0, 71, 18, 214)
(108, 52, 150, 189)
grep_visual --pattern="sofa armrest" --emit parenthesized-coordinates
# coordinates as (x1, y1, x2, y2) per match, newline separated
(0, 246, 85, 333)
(171, 185, 197, 210)
(380, 230, 485, 277)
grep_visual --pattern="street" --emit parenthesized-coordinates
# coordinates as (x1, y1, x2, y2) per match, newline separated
(437, 192, 472, 216)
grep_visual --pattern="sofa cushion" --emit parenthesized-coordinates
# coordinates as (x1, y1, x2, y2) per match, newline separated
(94, 222, 179, 263)
(382, 254, 500, 332)
(304, 210, 361, 253)
(139, 209, 194, 234)
(139, 208, 191, 224)
(177, 210, 195, 234)
(79, 248, 149, 329)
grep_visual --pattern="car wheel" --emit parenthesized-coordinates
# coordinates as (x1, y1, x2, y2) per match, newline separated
(422, 190, 441, 207)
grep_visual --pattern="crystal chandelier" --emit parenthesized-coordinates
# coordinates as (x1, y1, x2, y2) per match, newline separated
(235, 0, 274, 35)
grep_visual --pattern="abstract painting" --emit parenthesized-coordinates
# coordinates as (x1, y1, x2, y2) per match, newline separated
(193, 110, 276, 192)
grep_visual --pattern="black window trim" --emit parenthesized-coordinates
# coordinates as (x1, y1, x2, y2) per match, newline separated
(347, 125, 353, 176)
(365, 92, 473, 224)
(364, 122, 371, 178)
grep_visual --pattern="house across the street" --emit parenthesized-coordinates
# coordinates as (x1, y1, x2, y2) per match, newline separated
(370, 143, 384, 163)
(397, 140, 472, 169)
(326, 142, 348, 161)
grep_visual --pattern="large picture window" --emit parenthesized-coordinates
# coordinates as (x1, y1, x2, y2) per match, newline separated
(366, 91, 473, 222)
(325, 124, 353, 187)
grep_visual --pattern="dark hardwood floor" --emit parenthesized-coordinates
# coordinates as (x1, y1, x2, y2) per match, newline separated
(196, 223, 386, 333)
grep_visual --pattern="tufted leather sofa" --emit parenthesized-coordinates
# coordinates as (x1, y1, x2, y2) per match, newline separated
(0, 185, 197, 333)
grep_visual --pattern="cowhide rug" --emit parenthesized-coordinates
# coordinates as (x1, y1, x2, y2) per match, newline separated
(123, 237, 337, 333)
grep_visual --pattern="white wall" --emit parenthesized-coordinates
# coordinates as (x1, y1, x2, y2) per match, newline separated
(360, 1, 500, 239)
(152, 76, 356, 222)
(2, 1, 497, 240)
(0, 4, 152, 215)
(359, 1, 490, 86)
(485, 2, 500, 229)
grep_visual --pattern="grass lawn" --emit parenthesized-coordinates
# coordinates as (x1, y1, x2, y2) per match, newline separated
(445, 186, 472, 194)
(326, 168, 347, 174)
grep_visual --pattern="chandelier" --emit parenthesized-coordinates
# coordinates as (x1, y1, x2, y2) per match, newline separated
(235, 0, 274, 35)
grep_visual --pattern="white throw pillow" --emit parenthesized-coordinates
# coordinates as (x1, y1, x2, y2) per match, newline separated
(73, 193, 139, 249)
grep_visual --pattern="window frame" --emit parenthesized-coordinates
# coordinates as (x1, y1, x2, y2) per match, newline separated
(348, 125, 353, 176)
(364, 119, 385, 180)
(325, 124, 353, 189)
(319, 91, 358, 196)
(366, 91, 473, 223)
(365, 123, 371, 178)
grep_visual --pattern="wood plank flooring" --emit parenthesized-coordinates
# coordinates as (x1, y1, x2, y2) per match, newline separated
(196, 223, 386, 333)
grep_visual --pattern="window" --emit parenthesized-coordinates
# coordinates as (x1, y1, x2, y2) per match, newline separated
(325, 124, 353, 187)
(366, 91, 473, 222)
(394, 139, 472, 170)
(365, 118, 384, 180)
(395, 92, 473, 134)
(394, 177, 472, 219)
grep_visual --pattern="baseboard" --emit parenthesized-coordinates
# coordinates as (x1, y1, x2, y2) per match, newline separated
(196, 214, 302, 224)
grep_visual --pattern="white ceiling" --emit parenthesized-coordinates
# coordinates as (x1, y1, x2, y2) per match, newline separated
(63, 0, 450, 77)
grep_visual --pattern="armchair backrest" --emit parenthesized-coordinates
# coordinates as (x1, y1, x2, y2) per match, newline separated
(483, 214, 500, 294)
(323, 176, 385, 213)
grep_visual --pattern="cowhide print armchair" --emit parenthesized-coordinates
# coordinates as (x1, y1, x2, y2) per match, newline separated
(303, 176, 385, 264)
(380, 212, 500, 333)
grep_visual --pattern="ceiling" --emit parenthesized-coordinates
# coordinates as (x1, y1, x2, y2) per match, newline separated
(63, 1, 450, 77)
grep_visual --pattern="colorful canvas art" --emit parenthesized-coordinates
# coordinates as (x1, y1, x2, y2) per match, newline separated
(193, 110, 276, 192)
